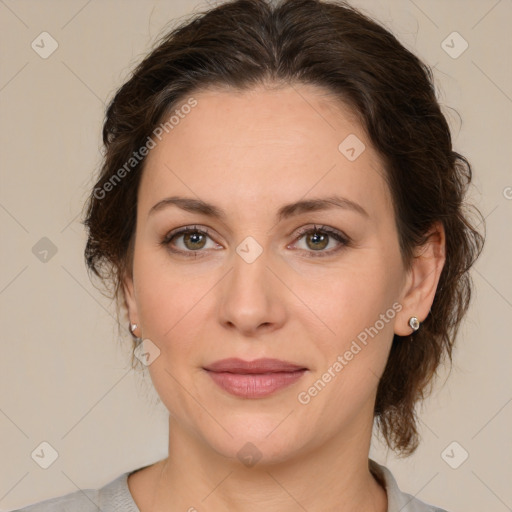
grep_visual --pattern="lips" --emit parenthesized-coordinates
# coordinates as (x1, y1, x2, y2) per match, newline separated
(203, 357, 307, 374)
(203, 358, 308, 398)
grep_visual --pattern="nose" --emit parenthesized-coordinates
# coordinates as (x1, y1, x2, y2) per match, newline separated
(217, 246, 287, 338)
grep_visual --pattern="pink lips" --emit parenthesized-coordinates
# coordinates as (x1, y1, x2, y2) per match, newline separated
(203, 358, 308, 399)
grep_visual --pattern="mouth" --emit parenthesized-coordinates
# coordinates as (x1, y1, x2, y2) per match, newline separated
(203, 358, 308, 399)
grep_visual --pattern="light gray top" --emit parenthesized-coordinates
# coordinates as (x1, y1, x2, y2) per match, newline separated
(12, 459, 449, 512)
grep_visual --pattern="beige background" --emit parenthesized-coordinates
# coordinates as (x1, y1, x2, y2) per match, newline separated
(1, 0, 511, 510)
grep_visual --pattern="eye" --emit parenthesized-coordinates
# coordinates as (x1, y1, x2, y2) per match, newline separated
(161, 224, 350, 258)
(161, 225, 219, 257)
(290, 224, 350, 257)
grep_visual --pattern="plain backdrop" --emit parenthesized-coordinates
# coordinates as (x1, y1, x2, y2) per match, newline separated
(0, 0, 511, 511)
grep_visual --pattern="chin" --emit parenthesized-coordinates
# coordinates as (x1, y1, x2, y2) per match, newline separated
(196, 416, 308, 467)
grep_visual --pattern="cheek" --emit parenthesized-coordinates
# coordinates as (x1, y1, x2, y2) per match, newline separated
(292, 258, 399, 348)
(296, 281, 396, 425)
(133, 244, 206, 334)
(134, 262, 213, 422)
(133, 257, 221, 385)
(138, 279, 207, 353)
(293, 258, 400, 410)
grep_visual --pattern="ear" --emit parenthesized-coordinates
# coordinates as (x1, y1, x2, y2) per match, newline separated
(394, 221, 446, 336)
(122, 271, 140, 336)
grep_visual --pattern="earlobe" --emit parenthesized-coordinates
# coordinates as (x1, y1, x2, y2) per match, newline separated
(394, 222, 446, 336)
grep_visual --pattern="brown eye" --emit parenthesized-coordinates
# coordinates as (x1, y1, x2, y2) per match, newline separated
(304, 231, 329, 251)
(162, 226, 218, 256)
(292, 225, 350, 258)
(181, 231, 207, 250)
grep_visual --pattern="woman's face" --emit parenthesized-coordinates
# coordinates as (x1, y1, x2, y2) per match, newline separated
(124, 84, 415, 464)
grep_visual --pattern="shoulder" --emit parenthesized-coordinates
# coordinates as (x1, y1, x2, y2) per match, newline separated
(369, 459, 451, 512)
(11, 470, 140, 512)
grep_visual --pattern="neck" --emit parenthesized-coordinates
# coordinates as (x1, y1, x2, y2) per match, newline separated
(148, 414, 387, 512)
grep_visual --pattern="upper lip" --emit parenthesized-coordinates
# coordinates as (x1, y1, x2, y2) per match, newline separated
(203, 358, 308, 374)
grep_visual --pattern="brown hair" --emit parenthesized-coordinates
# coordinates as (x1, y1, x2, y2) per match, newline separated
(82, 0, 485, 456)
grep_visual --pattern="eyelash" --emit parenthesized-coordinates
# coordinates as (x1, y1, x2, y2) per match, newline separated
(161, 224, 350, 259)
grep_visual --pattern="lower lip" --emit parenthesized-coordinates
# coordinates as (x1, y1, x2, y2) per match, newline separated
(205, 369, 307, 398)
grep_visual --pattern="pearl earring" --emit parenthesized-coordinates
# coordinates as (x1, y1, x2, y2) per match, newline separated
(129, 323, 138, 336)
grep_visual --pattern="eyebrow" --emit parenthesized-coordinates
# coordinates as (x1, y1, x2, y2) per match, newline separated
(148, 195, 369, 221)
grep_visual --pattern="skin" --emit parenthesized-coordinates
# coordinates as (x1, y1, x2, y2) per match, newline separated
(123, 83, 446, 512)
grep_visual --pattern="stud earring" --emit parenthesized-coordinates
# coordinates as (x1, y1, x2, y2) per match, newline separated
(408, 316, 420, 332)
(129, 323, 138, 337)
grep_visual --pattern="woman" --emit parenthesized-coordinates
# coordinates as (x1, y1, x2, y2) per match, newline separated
(15, 0, 485, 510)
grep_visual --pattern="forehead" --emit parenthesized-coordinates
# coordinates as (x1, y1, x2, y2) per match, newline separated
(138, 84, 393, 223)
